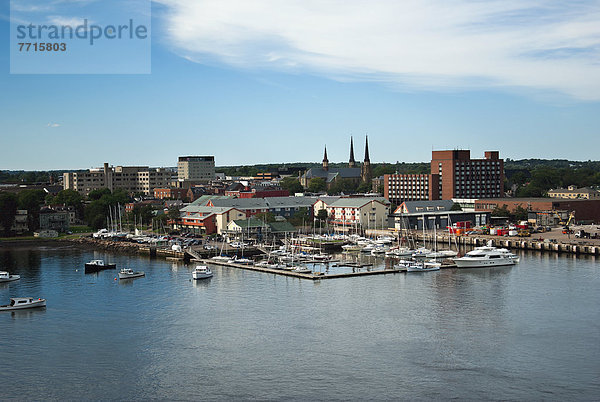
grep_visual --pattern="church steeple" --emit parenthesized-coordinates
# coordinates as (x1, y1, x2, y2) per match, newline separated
(361, 135, 372, 183)
(322, 145, 329, 171)
(349, 136, 356, 168)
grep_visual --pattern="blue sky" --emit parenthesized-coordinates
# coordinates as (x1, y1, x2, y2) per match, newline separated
(1, 0, 599, 170)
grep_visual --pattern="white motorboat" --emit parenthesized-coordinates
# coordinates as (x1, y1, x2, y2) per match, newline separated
(0, 297, 46, 311)
(397, 259, 440, 272)
(453, 246, 517, 268)
(0, 271, 20, 283)
(211, 255, 230, 261)
(385, 247, 414, 257)
(361, 244, 376, 252)
(118, 269, 145, 279)
(371, 246, 387, 255)
(192, 265, 213, 279)
(85, 259, 116, 274)
(412, 247, 432, 258)
(228, 256, 253, 265)
(312, 253, 332, 261)
(293, 267, 312, 274)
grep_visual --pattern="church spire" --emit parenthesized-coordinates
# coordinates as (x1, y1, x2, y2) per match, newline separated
(322, 145, 329, 171)
(349, 136, 356, 168)
(361, 135, 372, 183)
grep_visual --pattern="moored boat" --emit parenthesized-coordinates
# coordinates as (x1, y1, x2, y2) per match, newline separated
(118, 268, 145, 279)
(453, 246, 517, 268)
(0, 271, 20, 283)
(84, 259, 116, 274)
(0, 297, 46, 311)
(192, 265, 213, 279)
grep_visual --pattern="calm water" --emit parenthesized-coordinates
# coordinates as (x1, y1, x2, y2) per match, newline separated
(1, 244, 599, 400)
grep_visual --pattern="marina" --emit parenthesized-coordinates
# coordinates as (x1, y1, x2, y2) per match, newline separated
(0, 244, 598, 400)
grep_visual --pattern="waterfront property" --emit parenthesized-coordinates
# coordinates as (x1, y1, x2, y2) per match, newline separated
(393, 200, 490, 230)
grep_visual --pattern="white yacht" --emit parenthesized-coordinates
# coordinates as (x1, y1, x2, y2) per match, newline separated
(192, 265, 213, 279)
(0, 271, 20, 283)
(0, 297, 46, 311)
(118, 269, 145, 279)
(341, 244, 361, 252)
(453, 246, 518, 268)
(385, 247, 414, 257)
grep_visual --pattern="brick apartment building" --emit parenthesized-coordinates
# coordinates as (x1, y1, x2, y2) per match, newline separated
(385, 150, 504, 204)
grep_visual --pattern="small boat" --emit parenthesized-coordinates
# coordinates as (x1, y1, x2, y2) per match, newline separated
(385, 247, 414, 257)
(84, 259, 116, 274)
(0, 271, 20, 283)
(312, 253, 332, 261)
(426, 250, 458, 258)
(118, 268, 145, 279)
(228, 256, 253, 265)
(211, 255, 230, 261)
(0, 297, 46, 311)
(341, 244, 361, 252)
(293, 267, 312, 274)
(397, 259, 440, 272)
(192, 265, 213, 279)
(371, 246, 387, 255)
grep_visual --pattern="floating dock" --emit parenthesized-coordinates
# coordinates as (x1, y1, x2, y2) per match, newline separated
(198, 259, 404, 280)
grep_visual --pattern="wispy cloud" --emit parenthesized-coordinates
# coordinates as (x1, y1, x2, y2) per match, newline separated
(47, 123, 61, 128)
(47, 16, 89, 27)
(155, 0, 600, 100)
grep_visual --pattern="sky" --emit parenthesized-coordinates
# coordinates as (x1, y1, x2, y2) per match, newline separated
(1, 0, 599, 170)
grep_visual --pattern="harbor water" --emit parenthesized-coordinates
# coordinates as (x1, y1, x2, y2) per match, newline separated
(1, 244, 599, 400)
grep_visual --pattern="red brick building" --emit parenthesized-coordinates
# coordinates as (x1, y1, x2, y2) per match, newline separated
(153, 188, 188, 200)
(432, 150, 504, 200)
(384, 150, 504, 203)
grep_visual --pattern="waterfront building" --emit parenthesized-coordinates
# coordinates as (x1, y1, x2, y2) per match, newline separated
(323, 197, 390, 229)
(176, 205, 247, 234)
(177, 156, 216, 182)
(63, 163, 172, 196)
(475, 197, 600, 224)
(385, 173, 439, 204)
(548, 186, 600, 200)
(300, 136, 373, 190)
(393, 200, 490, 230)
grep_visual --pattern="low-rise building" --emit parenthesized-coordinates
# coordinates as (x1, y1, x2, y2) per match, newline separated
(393, 200, 490, 230)
(548, 186, 600, 200)
(39, 207, 70, 233)
(154, 188, 188, 200)
(324, 198, 390, 229)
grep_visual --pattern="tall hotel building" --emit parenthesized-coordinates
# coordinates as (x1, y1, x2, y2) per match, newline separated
(384, 150, 504, 204)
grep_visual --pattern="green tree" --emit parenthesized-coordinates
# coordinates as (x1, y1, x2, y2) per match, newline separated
(356, 181, 372, 194)
(88, 188, 111, 201)
(289, 207, 310, 227)
(450, 203, 462, 211)
(316, 208, 329, 222)
(254, 211, 276, 223)
(328, 178, 359, 195)
(17, 189, 46, 231)
(0, 192, 18, 235)
(52, 189, 83, 207)
(308, 177, 327, 193)
(280, 177, 304, 194)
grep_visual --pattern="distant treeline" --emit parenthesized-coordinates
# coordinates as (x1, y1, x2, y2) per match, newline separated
(0, 170, 62, 184)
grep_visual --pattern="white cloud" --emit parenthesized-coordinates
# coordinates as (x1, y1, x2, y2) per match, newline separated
(47, 123, 61, 128)
(47, 16, 89, 27)
(155, 0, 600, 100)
